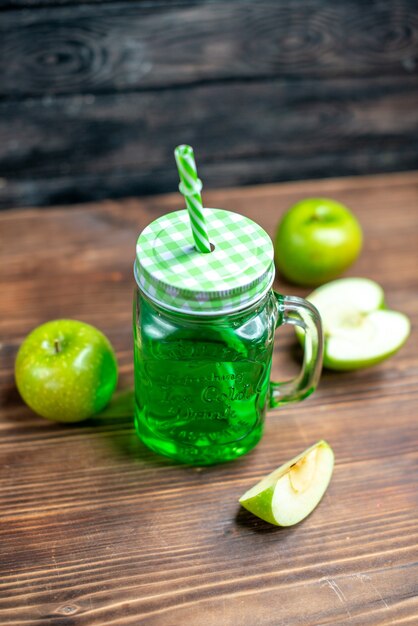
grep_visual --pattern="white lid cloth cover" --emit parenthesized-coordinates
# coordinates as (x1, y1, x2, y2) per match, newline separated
(135, 208, 275, 315)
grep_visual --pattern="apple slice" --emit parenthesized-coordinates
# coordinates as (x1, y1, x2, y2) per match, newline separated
(301, 278, 410, 370)
(239, 441, 334, 526)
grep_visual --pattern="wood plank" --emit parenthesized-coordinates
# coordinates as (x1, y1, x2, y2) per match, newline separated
(1, 0, 417, 208)
(1, 76, 417, 208)
(0, 0, 194, 7)
(1, 172, 418, 623)
(1, 0, 417, 96)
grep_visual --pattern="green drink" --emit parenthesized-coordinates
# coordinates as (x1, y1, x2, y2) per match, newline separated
(133, 207, 323, 465)
(134, 289, 277, 464)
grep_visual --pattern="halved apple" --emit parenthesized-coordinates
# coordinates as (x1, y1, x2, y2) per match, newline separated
(299, 278, 410, 370)
(239, 441, 334, 526)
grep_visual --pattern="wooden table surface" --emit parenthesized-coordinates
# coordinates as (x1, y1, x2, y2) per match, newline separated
(1, 172, 418, 626)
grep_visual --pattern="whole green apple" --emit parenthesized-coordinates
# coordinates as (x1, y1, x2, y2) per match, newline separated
(15, 320, 118, 422)
(275, 198, 362, 286)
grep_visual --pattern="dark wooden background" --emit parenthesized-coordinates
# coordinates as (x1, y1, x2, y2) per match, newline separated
(1, 0, 418, 209)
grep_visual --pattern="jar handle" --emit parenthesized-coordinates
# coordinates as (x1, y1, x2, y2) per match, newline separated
(270, 293, 323, 408)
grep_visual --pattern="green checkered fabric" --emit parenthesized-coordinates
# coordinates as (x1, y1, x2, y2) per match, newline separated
(135, 208, 274, 315)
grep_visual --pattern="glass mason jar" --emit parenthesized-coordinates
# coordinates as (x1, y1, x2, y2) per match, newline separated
(133, 208, 323, 465)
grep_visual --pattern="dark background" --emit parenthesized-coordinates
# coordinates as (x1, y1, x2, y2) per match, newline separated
(0, 0, 417, 209)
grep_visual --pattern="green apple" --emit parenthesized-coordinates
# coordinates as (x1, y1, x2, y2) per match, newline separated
(275, 198, 362, 286)
(15, 320, 118, 422)
(299, 278, 410, 370)
(239, 441, 334, 526)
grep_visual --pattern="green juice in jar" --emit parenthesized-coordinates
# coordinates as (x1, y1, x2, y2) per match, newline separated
(133, 208, 322, 465)
(134, 287, 282, 464)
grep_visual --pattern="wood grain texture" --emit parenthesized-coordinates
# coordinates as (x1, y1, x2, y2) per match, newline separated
(0, 0, 417, 208)
(1, 172, 418, 625)
(1, 0, 417, 97)
(1, 75, 418, 209)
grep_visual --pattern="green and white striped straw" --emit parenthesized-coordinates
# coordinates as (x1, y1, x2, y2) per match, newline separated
(174, 145, 212, 253)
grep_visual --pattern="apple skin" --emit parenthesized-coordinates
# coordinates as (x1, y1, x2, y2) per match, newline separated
(298, 278, 411, 371)
(275, 198, 363, 286)
(15, 320, 118, 422)
(239, 440, 334, 526)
